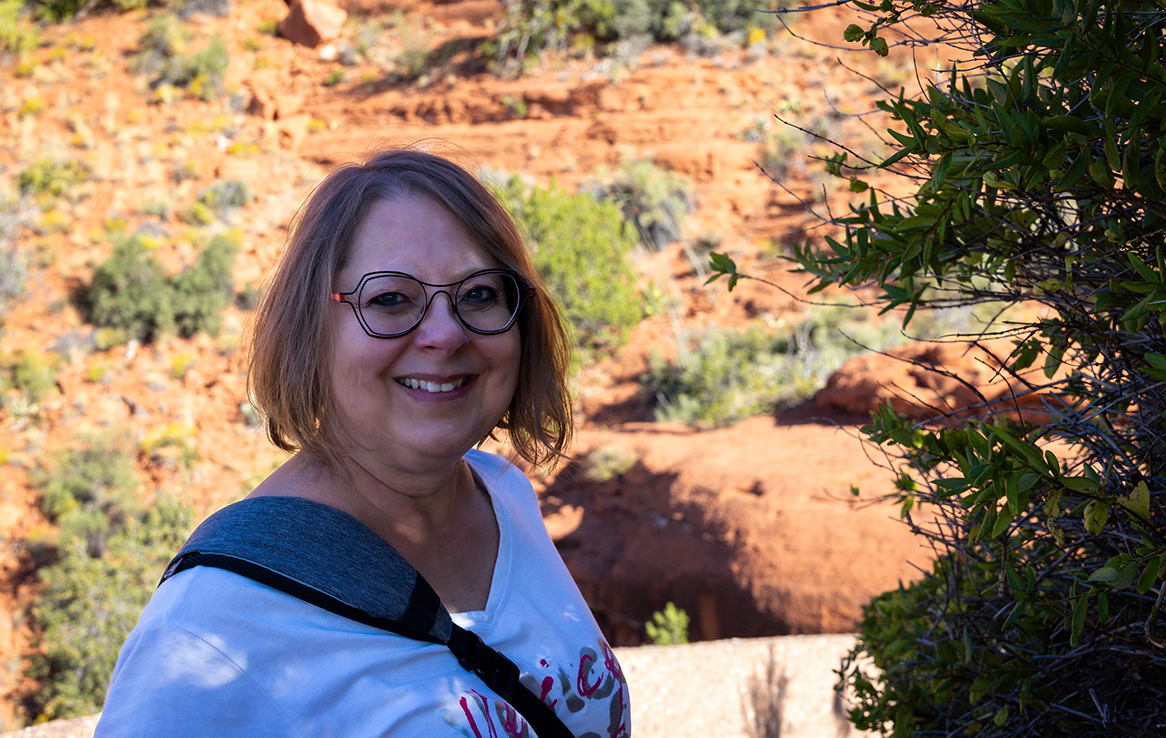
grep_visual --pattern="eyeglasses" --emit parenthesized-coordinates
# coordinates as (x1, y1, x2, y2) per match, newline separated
(330, 269, 534, 339)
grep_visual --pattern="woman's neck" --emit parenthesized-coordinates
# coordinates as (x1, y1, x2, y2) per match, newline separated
(248, 450, 500, 611)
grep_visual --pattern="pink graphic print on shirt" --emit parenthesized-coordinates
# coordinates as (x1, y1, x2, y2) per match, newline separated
(440, 639, 630, 738)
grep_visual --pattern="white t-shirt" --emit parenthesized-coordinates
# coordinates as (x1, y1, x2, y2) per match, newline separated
(95, 450, 631, 738)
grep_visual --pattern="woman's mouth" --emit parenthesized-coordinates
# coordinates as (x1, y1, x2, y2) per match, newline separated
(396, 376, 472, 393)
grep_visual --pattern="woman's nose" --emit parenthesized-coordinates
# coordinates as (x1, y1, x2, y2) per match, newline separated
(414, 291, 469, 347)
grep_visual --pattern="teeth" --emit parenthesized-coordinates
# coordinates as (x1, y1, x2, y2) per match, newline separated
(398, 377, 469, 393)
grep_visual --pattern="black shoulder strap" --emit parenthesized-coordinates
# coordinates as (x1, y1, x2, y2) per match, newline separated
(161, 497, 575, 738)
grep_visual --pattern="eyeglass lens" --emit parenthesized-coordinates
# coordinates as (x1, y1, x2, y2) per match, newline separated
(355, 272, 521, 336)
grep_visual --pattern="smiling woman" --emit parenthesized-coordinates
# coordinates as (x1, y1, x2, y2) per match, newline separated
(250, 148, 573, 471)
(94, 147, 631, 738)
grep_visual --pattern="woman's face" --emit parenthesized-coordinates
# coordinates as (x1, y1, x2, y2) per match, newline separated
(329, 195, 521, 475)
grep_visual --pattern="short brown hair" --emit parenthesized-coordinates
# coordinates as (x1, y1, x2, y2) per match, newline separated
(247, 147, 573, 468)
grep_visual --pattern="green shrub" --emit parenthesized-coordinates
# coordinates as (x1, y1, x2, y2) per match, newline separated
(17, 157, 89, 198)
(837, 536, 1146, 737)
(0, 0, 39, 53)
(171, 229, 239, 336)
(197, 180, 252, 214)
(612, 0, 774, 41)
(645, 602, 689, 645)
(179, 200, 215, 225)
(133, 16, 229, 101)
(171, 159, 200, 183)
(85, 230, 239, 342)
(26, 494, 191, 722)
(0, 198, 29, 320)
(181, 36, 230, 101)
(85, 234, 174, 342)
(32, 0, 81, 22)
(139, 422, 198, 469)
(29, 0, 149, 21)
(646, 325, 782, 427)
(133, 16, 189, 76)
(34, 435, 139, 535)
(705, 0, 1166, 732)
(583, 444, 639, 482)
(138, 197, 173, 220)
(645, 308, 903, 428)
(493, 0, 614, 68)
(1, 346, 60, 419)
(0, 246, 23, 319)
(498, 176, 644, 351)
(495, 0, 780, 70)
(0, 348, 60, 406)
(389, 10, 433, 82)
(592, 159, 693, 250)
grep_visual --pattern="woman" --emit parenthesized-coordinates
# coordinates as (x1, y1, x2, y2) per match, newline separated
(96, 148, 631, 737)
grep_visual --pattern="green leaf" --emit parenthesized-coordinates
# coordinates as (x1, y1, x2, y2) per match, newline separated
(1084, 499, 1110, 534)
(1088, 566, 1118, 582)
(843, 24, 865, 42)
(1060, 149, 1092, 189)
(1105, 132, 1121, 172)
(1128, 86, 1163, 133)
(1017, 472, 1042, 492)
(1042, 115, 1102, 136)
(1006, 473, 1020, 515)
(1052, 34, 1076, 79)
(1062, 475, 1100, 495)
(1004, 562, 1025, 593)
(1122, 133, 1142, 192)
(706, 252, 741, 291)
(1069, 594, 1088, 645)
(1003, 601, 1026, 629)
(991, 427, 1045, 468)
(1106, 69, 1135, 117)
(1090, 158, 1115, 189)
(1044, 340, 1064, 378)
(1140, 559, 1161, 595)
(932, 152, 952, 186)
(968, 427, 991, 455)
(990, 504, 1016, 538)
(936, 477, 970, 498)
(1128, 252, 1159, 283)
(993, 708, 1009, 727)
(880, 142, 917, 168)
(992, 148, 1026, 171)
(1010, 338, 1042, 371)
(1114, 563, 1141, 590)
(1117, 481, 1151, 522)
(1048, 518, 1066, 546)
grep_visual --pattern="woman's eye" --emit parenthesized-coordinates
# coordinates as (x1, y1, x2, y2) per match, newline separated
(367, 292, 411, 310)
(461, 286, 499, 306)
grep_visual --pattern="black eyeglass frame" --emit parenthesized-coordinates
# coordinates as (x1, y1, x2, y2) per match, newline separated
(330, 268, 535, 339)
